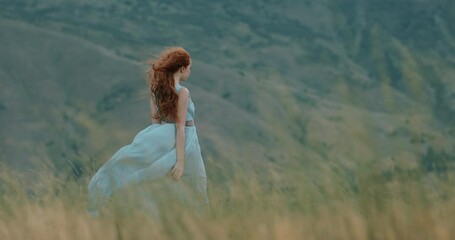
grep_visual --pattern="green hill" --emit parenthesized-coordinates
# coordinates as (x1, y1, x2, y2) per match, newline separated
(0, 0, 454, 181)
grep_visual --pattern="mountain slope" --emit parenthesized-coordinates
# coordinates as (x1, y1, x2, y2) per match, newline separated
(0, 19, 297, 181)
(0, 0, 454, 181)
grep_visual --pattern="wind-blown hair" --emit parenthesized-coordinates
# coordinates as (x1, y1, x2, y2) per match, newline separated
(146, 47, 191, 122)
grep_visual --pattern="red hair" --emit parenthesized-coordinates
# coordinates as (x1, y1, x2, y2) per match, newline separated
(146, 47, 191, 122)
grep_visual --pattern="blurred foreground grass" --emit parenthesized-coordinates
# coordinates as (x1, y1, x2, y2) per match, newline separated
(0, 158, 454, 240)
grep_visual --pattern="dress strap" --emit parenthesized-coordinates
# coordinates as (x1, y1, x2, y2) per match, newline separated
(176, 84, 182, 93)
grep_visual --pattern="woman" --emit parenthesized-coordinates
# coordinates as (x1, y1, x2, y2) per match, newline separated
(87, 47, 210, 219)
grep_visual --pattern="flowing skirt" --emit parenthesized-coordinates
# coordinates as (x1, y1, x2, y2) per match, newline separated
(87, 123, 209, 218)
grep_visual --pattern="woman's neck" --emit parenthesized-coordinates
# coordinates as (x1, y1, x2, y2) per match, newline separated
(173, 72, 181, 86)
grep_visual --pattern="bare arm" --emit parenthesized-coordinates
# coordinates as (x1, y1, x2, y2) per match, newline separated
(170, 87, 190, 181)
(149, 93, 161, 124)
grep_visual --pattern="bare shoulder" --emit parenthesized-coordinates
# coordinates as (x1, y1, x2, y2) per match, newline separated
(178, 86, 190, 98)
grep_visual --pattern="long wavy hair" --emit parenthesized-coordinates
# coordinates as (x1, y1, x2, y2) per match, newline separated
(145, 47, 191, 122)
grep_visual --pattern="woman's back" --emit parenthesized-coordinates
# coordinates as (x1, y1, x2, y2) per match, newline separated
(159, 83, 196, 122)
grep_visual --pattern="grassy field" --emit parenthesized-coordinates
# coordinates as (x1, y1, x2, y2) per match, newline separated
(0, 159, 453, 240)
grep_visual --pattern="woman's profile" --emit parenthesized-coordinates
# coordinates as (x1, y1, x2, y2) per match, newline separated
(87, 46, 210, 218)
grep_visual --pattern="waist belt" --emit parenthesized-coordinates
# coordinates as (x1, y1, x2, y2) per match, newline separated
(161, 120, 194, 126)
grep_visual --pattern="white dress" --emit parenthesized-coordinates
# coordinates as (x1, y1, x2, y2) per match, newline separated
(87, 83, 209, 218)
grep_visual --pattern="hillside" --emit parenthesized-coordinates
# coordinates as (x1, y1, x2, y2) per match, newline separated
(0, 20, 289, 182)
(0, 0, 454, 182)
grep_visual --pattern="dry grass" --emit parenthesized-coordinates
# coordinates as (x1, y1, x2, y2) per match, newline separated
(0, 159, 454, 240)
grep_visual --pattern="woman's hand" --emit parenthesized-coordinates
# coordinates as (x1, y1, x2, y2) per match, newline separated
(170, 159, 185, 181)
